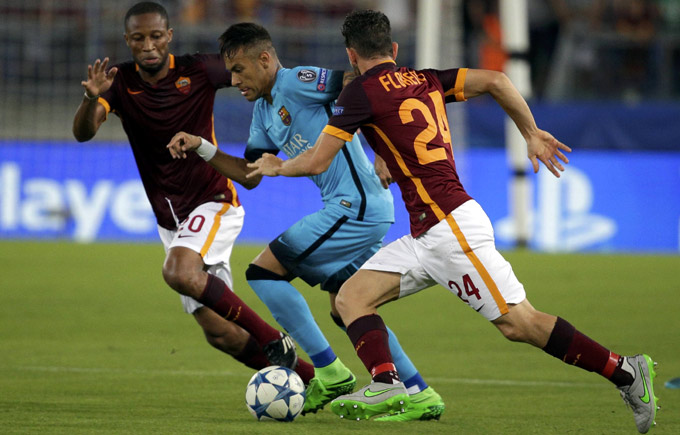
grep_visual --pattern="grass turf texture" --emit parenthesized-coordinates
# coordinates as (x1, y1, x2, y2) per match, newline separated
(1, 241, 678, 434)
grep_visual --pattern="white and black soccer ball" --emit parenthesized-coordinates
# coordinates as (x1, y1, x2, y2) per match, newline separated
(245, 365, 306, 422)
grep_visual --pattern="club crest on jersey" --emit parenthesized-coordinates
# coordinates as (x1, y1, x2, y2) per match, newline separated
(316, 68, 328, 91)
(278, 106, 292, 126)
(297, 69, 317, 82)
(175, 76, 191, 95)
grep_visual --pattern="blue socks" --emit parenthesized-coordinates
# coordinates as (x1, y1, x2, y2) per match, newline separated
(248, 278, 335, 360)
(386, 326, 421, 389)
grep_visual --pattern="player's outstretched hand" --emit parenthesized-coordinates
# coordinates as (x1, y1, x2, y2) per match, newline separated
(246, 153, 283, 178)
(167, 131, 201, 159)
(81, 57, 117, 98)
(527, 129, 571, 178)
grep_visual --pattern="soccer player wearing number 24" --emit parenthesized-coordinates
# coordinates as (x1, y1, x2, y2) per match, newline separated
(72, 2, 312, 382)
(167, 22, 444, 420)
(247, 9, 659, 433)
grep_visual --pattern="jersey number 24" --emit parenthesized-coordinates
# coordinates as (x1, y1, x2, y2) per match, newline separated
(399, 91, 452, 165)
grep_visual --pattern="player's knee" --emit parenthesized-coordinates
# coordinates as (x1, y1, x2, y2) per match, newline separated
(245, 263, 287, 281)
(496, 322, 526, 342)
(495, 314, 538, 343)
(162, 262, 202, 296)
(334, 289, 351, 317)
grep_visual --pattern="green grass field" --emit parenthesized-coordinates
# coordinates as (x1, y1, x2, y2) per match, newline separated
(1, 241, 678, 434)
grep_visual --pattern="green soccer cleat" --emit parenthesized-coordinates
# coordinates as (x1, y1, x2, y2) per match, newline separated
(375, 386, 445, 421)
(618, 354, 659, 434)
(302, 372, 357, 415)
(330, 382, 410, 420)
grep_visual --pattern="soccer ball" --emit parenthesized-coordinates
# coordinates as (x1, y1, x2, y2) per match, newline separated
(245, 365, 306, 422)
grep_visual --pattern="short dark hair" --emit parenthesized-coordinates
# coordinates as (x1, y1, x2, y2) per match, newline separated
(218, 22, 274, 59)
(124, 2, 169, 30)
(341, 10, 392, 58)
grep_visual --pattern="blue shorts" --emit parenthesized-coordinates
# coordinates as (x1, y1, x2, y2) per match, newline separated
(269, 207, 391, 292)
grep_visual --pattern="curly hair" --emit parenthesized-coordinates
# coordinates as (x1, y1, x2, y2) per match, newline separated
(341, 10, 392, 59)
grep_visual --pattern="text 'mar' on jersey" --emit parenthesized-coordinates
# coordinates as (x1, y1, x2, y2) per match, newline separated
(324, 61, 472, 237)
(245, 66, 393, 223)
(99, 53, 239, 230)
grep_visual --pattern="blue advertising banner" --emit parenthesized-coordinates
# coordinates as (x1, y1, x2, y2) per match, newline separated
(1, 141, 679, 253)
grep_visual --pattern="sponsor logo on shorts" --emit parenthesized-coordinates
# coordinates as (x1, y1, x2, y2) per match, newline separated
(297, 69, 317, 82)
(175, 76, 191, 95)
(316, 68, 328, 91)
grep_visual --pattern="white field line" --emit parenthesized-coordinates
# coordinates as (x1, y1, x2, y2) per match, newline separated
(17, 366, 606, 389)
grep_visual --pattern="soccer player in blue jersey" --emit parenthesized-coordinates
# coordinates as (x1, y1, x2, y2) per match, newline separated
(167, 22, 444, 420)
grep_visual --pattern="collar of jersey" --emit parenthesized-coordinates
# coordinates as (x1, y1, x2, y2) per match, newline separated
(269, 67, 289, 101)
(365, 60, 397, 76)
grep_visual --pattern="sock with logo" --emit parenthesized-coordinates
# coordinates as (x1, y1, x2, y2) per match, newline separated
(197, 274, 280, 345)
(542, 317, 634, 387)
(332, 312, 419, 386)
(346, 314, 400, 384)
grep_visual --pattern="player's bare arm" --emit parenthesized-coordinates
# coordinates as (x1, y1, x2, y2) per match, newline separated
(73, 57, 118, 142)
(464, 69, 571, 177)
(166, 131, 262, 189)
(374, 153, 393, 189)
(247, 132, 345, 178)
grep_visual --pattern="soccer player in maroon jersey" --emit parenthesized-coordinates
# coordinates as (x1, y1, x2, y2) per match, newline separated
(247, 9, 658, 432)
(71, 1, 313, 383)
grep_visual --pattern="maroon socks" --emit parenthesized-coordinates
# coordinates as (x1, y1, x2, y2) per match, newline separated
(346, 314, 400, 384)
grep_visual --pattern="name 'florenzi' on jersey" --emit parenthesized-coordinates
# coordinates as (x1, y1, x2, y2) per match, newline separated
(378, 70, 427, 92)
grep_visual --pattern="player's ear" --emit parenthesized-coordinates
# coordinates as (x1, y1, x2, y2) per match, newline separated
(259, 50, 270, 69)
(346, 48, 357, 68)
(167, 28, 174, 43)
(391, 42, 398, 61)
(124, 32, 130, 47)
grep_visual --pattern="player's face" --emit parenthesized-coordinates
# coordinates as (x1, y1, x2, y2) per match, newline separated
(225, 48, 273, 102)
(124, 13, 173, 76)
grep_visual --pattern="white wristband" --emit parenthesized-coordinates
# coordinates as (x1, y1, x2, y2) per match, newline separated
(195, 137, 218, 161)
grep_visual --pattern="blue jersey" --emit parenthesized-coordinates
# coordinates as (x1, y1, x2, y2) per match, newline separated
(245, 66, 393, 223)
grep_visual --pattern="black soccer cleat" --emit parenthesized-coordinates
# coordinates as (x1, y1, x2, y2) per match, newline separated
(263, 332, 298, 369)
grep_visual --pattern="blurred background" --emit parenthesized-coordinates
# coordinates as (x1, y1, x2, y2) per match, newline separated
(1, 0, 679, 252)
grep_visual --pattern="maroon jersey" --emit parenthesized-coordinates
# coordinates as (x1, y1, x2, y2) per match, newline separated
(99, 53, 239, 230)
(324, 61, 471, 237)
